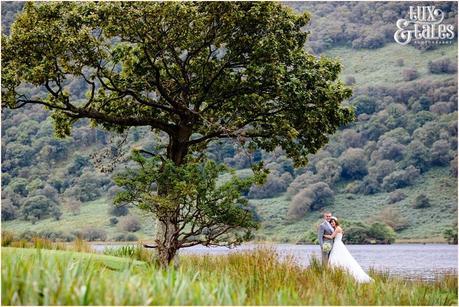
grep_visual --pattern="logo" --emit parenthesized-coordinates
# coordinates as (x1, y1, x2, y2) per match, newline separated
(394, 6, 455, 45)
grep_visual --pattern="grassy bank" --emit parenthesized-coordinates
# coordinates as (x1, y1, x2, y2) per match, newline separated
(2, 247, 457, 305)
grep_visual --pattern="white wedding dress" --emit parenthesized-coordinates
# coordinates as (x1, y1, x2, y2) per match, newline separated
(328, 233, 373, 283)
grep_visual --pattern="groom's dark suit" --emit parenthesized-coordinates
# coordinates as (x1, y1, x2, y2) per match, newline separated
(318, 220, 334, 265)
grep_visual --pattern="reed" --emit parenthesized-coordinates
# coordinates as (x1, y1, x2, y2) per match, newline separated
(2, 247, 457, 305)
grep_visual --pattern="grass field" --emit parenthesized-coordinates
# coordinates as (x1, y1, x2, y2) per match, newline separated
(252, 167, 457, 243)
(2, 247, 457, 305)
(324, 43, 457, 86)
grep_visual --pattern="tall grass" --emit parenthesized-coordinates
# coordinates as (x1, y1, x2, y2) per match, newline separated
(2, 231, 93, 253)
(2, 247, 457, 305)
(103, 244, 154, 262)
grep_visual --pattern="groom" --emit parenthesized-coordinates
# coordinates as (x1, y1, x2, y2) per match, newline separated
(317, 211, 334, 266)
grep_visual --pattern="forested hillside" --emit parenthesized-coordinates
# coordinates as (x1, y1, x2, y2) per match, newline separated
(2, 1, 457, 243)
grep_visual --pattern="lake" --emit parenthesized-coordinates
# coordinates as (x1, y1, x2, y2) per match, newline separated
(92, 243, 458, 280)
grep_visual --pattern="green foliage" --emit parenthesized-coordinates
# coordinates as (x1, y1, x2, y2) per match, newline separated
(21, 195, 61, 223)
(2, 1, 353, 168)
(413, 194, 431, 209)
(344, 222, 396, 244)
(288, 182, 334, 219)
(114, 151, 260, 247)
(443, 227, 458, 245)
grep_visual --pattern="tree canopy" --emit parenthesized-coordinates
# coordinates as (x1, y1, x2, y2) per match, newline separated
(2, 1, 353, 167)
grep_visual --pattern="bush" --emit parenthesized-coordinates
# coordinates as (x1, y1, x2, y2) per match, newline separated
(396, 58, 404, 67)
(120, 216, 141, 232)
(1, 199, 17, 221)
(287, 182, 334, 219)
(367, 160, 396, 183)
(286, 172, 320, 197)
(248, 172, 292, 199)
(368, 222, 396, 244)
(109, 217, 119, 226)
(21, 195, 62, 222)
(451, 155, 458, 177)
(402, 68, 418, 81)
(413, 194, 430, 209)
(428, 58, 457, 74)
(374, 207, 409, 231)
(382, 166, 420, 191)
(315, 158, 342, 186)
(126, 234, 138, 241)
(82, 227, 107, 241)
(403, 140, 430, 172)
(430, 140, 451, 166)
(339, 148, 368, 180)
(108, 205, 129, 217)
(443, 227, 458, 244)
(388, 190, 407, 203)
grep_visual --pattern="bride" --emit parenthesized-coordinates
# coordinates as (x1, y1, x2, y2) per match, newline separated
(324, 217, 373, 283)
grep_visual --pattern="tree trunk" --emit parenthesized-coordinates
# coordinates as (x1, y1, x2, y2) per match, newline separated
(155, 217, 179, 268)
(154, 130, 190, 268)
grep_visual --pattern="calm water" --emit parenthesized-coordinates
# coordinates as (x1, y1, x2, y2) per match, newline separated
(92, 243, 458, 280)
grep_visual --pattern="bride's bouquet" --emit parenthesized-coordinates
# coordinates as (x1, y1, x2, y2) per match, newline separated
(322, 242, 332, 253)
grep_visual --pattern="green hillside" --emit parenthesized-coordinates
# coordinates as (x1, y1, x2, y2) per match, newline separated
(2, 2, 457, 244)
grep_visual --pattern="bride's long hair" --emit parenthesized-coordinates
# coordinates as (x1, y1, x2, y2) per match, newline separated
(330, 217, 340, 227)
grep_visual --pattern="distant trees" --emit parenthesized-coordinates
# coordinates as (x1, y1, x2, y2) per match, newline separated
(120, 216, 141, 232)
(428, 58, 458, 74)
(288, 182, 334, 219)
(343, 222, 396, 244)
(339, 148, 368, 180)
(382, 166, 420, 191)
(21, 195, 62, 223)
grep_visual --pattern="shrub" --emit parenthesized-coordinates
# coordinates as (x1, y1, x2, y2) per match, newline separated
(126, 234, 139, 242)
(286, 172, 320, 197)
(339, 148, 368, 180)
(428, 58, 457, 74)
(1, 199, 17, 221)
(368, 223, 396, 244)
(413, 194, 430, 209)
(21, 195, 62, 222)
(388, 190, 407, 203)
(443, 227, 458, 244)
(109, 217, 119, 226)
(403, 140, 430, 172)
(451, 155, 458, 177)
(367, 160, 396, 183)
(108, 204, 129, 217)
(396, 58, 404, 66)
(315, 158, 342, 186)
(371, 138, 405, 162)
(82, 227, 107, 241)
(430, 140, 451, 166)
(120, 216, 141, 232)
(344, 181, 363, 194)
(352, 95, 378, 115)
(374, 207, 409, 231)
(287, 182, 334, 219)
(382, 166, 420, 191)
(248, 172, 292, 199)
(402, 68, 418, 81)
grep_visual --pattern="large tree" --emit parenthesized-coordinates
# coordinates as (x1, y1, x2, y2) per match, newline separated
(2, 2, 353, 266)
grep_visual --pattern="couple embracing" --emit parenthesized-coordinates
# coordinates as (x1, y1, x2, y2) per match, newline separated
(318, 211, 373, 283)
